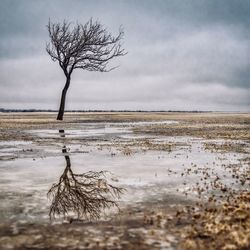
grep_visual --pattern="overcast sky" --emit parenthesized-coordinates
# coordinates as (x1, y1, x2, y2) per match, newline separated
(0, 0, 249, 111)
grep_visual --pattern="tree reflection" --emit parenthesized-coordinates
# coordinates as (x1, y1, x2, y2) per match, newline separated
(48, 130, 124, 220)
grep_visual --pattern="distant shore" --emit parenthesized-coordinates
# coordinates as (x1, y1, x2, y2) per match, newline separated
(2, 108, 250, 115)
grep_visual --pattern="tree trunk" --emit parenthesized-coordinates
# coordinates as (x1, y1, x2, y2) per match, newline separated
(57, 76, 71, 120)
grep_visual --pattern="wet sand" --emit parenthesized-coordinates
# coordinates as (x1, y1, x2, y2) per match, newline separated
(0, 112, 249, 249)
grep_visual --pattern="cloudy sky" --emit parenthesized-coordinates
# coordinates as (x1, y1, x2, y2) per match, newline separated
(0, 0, 249, 111)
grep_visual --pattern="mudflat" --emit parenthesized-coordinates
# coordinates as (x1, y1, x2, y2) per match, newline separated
(0, 112, 249, 249)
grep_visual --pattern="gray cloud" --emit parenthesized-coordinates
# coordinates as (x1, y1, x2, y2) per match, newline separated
(0, 0, 249, 111)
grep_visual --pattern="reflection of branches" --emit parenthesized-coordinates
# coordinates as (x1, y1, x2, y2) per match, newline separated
(48, 145, 124, 220)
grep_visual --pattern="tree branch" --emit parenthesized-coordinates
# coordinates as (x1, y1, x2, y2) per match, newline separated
(46, 19, 126, 76)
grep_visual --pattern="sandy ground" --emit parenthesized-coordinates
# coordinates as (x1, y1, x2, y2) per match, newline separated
(0, 112, 249, 249)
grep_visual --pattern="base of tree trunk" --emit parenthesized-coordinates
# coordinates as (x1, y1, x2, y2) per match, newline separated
(57, 114, 63, 121)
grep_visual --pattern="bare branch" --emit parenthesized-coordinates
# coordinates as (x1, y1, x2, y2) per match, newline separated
(46, 19, 126, 76)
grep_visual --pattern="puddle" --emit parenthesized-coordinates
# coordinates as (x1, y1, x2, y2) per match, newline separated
(27, 127, 132, 139)
(107, 120, 179, 126)
(25, 120, 178, 139)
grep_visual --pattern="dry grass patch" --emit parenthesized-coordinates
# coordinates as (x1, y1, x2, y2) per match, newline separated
(204, 142, 249, 154)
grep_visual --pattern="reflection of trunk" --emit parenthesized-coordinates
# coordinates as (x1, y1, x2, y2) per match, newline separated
(59, 129, 65, 137)
(57, 76, 71, 121)
(62, 145, 71, 167)
(60, 130, 68, 168)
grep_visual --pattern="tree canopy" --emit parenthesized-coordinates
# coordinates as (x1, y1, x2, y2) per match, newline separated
(46, 19, 126, 77)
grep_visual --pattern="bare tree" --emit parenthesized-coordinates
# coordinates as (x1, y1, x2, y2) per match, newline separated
(46, 19, 126, 120)
(48, 145, 124, 220)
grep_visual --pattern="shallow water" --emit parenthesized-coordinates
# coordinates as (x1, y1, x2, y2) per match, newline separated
(0, 121, 248, 223)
